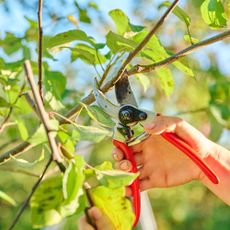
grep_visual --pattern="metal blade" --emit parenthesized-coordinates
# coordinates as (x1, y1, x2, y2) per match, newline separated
(115, 75, 138, 107)
(93, 78, 120, 119)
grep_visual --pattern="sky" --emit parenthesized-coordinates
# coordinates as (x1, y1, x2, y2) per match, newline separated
(0, 0, 229, 145)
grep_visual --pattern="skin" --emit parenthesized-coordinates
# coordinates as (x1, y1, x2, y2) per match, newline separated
(79, 115, 230, 230)
(78, 207, 116, 230)
(114, 115, 230, 204)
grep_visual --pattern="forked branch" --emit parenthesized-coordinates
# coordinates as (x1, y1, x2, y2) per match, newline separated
(1, 1, 230, 164)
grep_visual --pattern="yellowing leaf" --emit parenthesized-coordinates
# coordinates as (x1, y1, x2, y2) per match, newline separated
(90, 186, 134, 230)
(67, 15, 78, 26)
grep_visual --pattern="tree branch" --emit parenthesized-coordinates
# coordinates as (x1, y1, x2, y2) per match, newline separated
(7, 156, 52, 230)
(175, 107, 208, 116)
(0, 167, 40, 177)
(37, 0, 43, 101)
(127, 30, 230, 75)
(66, 0, 178, 120)
(1, 2, 230, 164)
(24, 60, 62, 163)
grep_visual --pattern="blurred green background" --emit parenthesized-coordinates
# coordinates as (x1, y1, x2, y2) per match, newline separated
(0, 0, 230, 229)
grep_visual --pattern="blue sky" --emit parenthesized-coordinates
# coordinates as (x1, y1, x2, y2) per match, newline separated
(0, 0, 229, 145)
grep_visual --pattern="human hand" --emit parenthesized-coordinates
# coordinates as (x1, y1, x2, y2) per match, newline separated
(113, 115, 215, 190)
(78, 207, 116, 230)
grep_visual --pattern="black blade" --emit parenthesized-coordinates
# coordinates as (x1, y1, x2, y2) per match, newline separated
(115, 75, 138, 106)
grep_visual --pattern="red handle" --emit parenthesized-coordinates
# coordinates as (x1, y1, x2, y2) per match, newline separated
(160, 132, 219, 184)
(112, 139, 140, 227)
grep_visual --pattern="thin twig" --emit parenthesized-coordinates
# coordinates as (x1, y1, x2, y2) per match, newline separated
(7, 156, 52, 230)
(23, 92, 39, 117)
(127, 30, 230, 75)
(0, 122, 16, 134)
(1, 3, 230, 164)
(175, 107, 208, 115)
(24, 60, 62, 162)
(37, 0, 43, 102)
(0, 142, 33, 164)
(0, 168, 40, 177)
(123, 0, 179, 70)
(66, 1, 178, 120)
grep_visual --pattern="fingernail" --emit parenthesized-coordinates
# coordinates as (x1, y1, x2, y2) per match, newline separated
(120, 161, 129, 170)
(113, 153, 119, 161)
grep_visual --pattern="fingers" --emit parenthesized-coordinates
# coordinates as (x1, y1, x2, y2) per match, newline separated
(112, 148, 124, 161)
(79, 207, 115, 230)
(88, 207, 115, 230)
(143, 115, 208, 152)
(144, 115, 183, 135)
(78, 216, 94, 230)
(114, 160, 132, 172)
(139, 178, 152, 191)
(113, 148, 143, 168)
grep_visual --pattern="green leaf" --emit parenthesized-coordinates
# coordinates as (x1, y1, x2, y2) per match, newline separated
(156, 67, 174, 96)
(71, 44, 107, 64)
(46, 30, 91, 51)
(30, 175, 64, 228)
(9, 149, 45, 167)
(209, 81, 230, 128)
(28, 119, 59, 146)
(81, 104, 115, 127)
(208, 111, 223, 141)
(90, 186, 135, 230)
(14, 94, 33, 114)
(95, 161, 113, 171)
(45, 91, 65, 111)
(109, 9, 144, 35)
(184, 35, 199, 44)
(16, 119, 29, 141)
(62, 155, 85, 215)
(97, 170, 138, 189)
(135, 74, 151, 92)
(72, 125, 112, 143)
(58, 131, 76, 157)
(44, 71, 66, 99)
(0, 32, 22, 55)
(173, 61, 194, 77)
(129, 23, 145, 33)
(0, 96, 9, 107)
(0, 190, 16, 206)
(200, 0, 227, 29)
(160, 1, 191, 26)
(134, 30, 194, 78)
(75, 2, 91, 23)
(63, 156, 85, 201)
(109, 9, 130, 35)
(106, 31, 137, 53)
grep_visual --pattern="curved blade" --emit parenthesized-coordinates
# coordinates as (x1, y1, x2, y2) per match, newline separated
(93, 79, 120, 119)
(115, 75, 137, 107)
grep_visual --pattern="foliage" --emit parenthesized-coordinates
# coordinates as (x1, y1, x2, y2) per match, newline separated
(0, 0, 229, 230)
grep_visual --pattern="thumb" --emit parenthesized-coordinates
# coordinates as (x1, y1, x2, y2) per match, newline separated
(143, 115, 209, 153)
(88, 207, 116, 230)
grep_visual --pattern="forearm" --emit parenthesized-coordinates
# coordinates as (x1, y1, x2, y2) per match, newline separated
(201, 141, 230, 205)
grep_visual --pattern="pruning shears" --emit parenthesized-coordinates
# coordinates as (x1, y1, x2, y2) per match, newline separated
(93, 75, 219, 227)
